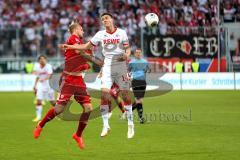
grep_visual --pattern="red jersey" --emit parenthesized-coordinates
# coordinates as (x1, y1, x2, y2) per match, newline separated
(64, 34, 91, 72)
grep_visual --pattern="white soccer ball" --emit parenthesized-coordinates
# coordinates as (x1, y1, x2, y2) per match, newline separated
(145, 13, 159, 27)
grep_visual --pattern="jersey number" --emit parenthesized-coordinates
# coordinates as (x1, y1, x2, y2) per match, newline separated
(121, 73, 131, 82)
(104, 43, 125, 52)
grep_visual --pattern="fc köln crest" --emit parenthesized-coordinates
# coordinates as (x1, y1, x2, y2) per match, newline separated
(176, 40, 192, 55)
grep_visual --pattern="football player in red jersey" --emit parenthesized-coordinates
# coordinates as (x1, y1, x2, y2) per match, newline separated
(33, 22, 92, 150)
(60, 13, 135, 139)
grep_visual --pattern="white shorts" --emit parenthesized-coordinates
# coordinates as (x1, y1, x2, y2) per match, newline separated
(101, 62, 130, 90)
(36, 88, 55, 101)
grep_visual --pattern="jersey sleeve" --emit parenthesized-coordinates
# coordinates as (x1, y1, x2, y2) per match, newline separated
(145, 60, 150, 72)
(90, 31, 101, 46)
(32, 63, 40, 77)
(33, 63, 38, 72)
(122, 30, 129, 46)
(128, 60, 133, 71)
(46, 64, 53, 74)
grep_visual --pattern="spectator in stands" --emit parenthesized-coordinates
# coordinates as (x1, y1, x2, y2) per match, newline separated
(0, 0, 235, 57)
(24, 23, 38, 56)
(229, 33, 238, 62)
(235, 3, 240, 22)
(159, 16, 167, 35)
(0, 38, 3, 56)
(223, 1, 236, 22)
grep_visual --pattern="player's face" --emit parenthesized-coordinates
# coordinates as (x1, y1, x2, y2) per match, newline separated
(134, 50, 142, 59)
(76, 26, 84, 37)
(39, 57, 46, 66)
(101, 15, 113, 28)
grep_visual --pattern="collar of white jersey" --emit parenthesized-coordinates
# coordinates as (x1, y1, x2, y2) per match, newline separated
(106, 26, 117, 34)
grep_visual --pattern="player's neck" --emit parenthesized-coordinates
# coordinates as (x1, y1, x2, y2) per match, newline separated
(40, 63, 46, 68)
(106, 25, 116, 34)
(72, 33, 79, 37)
(135, 56, 141, 59)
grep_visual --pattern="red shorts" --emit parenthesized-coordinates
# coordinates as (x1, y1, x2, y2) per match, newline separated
(57, 73, 91, 105)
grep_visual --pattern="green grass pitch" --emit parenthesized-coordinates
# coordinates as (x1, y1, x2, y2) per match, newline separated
(0, 91, 240, 160)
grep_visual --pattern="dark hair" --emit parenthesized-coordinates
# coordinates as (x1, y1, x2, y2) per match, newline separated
(101, 12, 113, 18)
(135, 48, 142, 51)
(38, 55, 47, 61)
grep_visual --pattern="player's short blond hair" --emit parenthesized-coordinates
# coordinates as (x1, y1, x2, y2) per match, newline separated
(68, 21, 80, 34)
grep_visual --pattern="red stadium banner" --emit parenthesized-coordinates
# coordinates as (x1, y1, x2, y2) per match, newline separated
(147, 58, 192, 72)
(147, 58, 226, 72)
(144, 34, 218, 58)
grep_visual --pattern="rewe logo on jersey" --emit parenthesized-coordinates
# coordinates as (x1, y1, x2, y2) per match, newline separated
(103, 39, 120, 44)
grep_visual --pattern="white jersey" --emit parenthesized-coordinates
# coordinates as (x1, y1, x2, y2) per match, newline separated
(33, 63, 53, 90)
(90, 28, 129, 66)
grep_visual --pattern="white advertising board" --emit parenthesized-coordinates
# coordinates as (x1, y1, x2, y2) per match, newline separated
(235, 73, 240, 90)
(0, 74, 36, 91)
(0, 73, 239, 91)
(181, 73, 235, 90)
(159, 73, 181, 90)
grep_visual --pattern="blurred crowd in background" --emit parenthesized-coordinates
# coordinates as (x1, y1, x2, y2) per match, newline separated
(0, 0, 240, 57)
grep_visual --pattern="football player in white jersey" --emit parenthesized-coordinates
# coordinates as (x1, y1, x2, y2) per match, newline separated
(60, 13, 134, 139)
(32, 55, 56, 122)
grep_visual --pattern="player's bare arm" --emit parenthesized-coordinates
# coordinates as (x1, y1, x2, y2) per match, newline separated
(33, 77, 39, 92)
(78, 51, 104, 67)
(125, 44, 131, 58)
(59, 42, 92, 50)
(59, 42, 103, 66)
(39, 74, 52, 82)
(118, 44, 131, 61)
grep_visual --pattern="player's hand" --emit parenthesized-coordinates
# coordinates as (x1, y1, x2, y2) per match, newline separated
(58, 44, 67, 50)
(95, 59, 104, 67)
(39, 79, 45, 82)
(33, 87, 37, 95)
(117, 54, 129, 61)
(97, 71, 102, 78)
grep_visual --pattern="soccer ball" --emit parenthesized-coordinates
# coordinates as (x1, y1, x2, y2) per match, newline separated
(145, 13, 159, 27)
